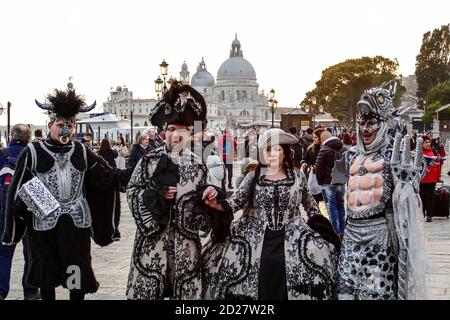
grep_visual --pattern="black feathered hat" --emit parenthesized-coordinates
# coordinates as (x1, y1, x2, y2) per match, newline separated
(35, 85, 96, 122)
(149, 80, 207, 130)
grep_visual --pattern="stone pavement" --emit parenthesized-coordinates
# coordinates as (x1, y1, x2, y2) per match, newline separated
(5, 160, 450, 300)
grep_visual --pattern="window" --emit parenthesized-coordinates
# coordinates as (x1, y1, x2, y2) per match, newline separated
(135, 123, 140, 127)
(237, 90, 240, 102)
(240, 110, 250, 116)
(144, 121, 148, 126)
(221, 90, 225, 102)
(204, 88, 207, 93)
(242, 90, 247, 101)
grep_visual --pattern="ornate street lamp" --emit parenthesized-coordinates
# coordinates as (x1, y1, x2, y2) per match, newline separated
(268, 89, 278, 128)
(120, 108, 134, 144)
(159, 59, 169, 92)
(155, 59, 170, 99)
(154, 76, 163, 99)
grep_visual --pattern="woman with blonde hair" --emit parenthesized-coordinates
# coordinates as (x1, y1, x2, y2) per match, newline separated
(127, 134, 150, 169)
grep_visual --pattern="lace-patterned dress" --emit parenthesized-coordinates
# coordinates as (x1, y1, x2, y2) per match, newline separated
(202, 168, 339, 300)
(126, 146, 212, 300)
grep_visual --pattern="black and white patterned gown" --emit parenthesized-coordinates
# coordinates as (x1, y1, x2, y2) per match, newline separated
(202, 168, 339, 300)
(126, 145, 211, 300)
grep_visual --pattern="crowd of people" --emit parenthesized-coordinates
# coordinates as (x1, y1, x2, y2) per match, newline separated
(0, 80, 442, 300)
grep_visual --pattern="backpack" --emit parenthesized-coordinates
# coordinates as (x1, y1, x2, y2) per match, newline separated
(0, 149, 18, 213)
(321, 145, 348, 185)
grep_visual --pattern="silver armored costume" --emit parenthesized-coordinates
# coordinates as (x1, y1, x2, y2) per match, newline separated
(26, 140, 91, 231)
(338, 82, 429, 300)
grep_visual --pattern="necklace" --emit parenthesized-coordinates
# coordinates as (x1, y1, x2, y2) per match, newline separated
(358, 155, 369, 176)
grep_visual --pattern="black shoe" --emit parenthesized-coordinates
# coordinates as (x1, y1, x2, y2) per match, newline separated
(426, 216, 432, 223)
(24, 291, 41, 300)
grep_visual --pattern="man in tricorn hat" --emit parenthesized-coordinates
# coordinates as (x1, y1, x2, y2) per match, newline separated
(1, 84, 131, 300)
(126, 81, 231, 299)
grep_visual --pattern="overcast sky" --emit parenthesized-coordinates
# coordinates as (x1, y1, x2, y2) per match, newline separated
(1, 0, 449, 125)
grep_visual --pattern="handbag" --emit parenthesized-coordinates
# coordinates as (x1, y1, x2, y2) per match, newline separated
(18, 176, 61, 220)
(307, 169, 322, 195)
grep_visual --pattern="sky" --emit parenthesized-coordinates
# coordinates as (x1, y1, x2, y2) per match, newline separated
(1, 0, 449, 125)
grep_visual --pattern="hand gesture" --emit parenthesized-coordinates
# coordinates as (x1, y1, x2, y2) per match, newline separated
(202, 186, 224, 211)
(391, 133, 426, 186)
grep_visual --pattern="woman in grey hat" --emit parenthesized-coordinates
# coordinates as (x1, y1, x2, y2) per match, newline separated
(202, 128, 340, 300)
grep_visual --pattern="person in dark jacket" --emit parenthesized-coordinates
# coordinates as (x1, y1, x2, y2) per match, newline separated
(98, 138, 118, 168)
(0, 124, 40, 300)
(302, 128, 325, 170)
(289, 126, 303, 169)
(315, 130, 346, 237)
(127, 134, 150, 169)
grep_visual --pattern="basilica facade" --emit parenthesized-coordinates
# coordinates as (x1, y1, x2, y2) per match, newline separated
(184, 34, 270, 128)
(103, 35, 283, 130)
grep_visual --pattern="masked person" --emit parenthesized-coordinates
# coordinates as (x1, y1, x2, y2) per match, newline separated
(126, 81, 230, 300)
(337, 83, 428, 300)
(2, 85, 131, 300)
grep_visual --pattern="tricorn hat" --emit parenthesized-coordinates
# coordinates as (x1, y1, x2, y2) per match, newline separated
(149, 80, 207, 130)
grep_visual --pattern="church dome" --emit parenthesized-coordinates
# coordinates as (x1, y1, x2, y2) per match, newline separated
(217, 34, 256, 80)
(191, 57, 215, 87)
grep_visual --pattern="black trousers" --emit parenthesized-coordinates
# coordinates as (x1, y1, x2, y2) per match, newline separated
(420, 182, 436, 217)
(225, 163, 233, 188)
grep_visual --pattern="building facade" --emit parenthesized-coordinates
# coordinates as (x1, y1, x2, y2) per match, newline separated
(102, 86, 157, 128)
(102, 35, 289, 131)
(186, 34, 284, 129)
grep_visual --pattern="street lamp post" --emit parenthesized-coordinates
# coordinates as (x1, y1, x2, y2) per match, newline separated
(0, 101, 11, 143)
(154, 76, 163, 99)
(120, 108, 134, 145)
(268, 89, 278, 128)
(310, 98, 317, 128)
(155, 59, 169, 99)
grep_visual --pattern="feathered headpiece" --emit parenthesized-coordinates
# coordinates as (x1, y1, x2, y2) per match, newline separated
(149, 80, 207, 130)
(35, 83, 96, 144)
(35, 87, 96, 122)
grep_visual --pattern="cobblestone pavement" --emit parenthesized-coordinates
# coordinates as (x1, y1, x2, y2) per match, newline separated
(6, 160, 450, 300)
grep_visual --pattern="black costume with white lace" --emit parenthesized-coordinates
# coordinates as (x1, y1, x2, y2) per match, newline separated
(2, 138, 128, 293)
(126, 145, 218, 299)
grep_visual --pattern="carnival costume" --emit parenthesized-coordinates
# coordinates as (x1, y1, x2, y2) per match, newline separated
(202, 129, 340, 300)
(2, 85, 130, 295)
(126, 82, 231, 299)
(337, 82, 428, 300)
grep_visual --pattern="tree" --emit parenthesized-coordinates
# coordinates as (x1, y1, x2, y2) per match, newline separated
(301, 56, 404, 126)
(422, 80, 450, 123)
(415, 24, 450, 104)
